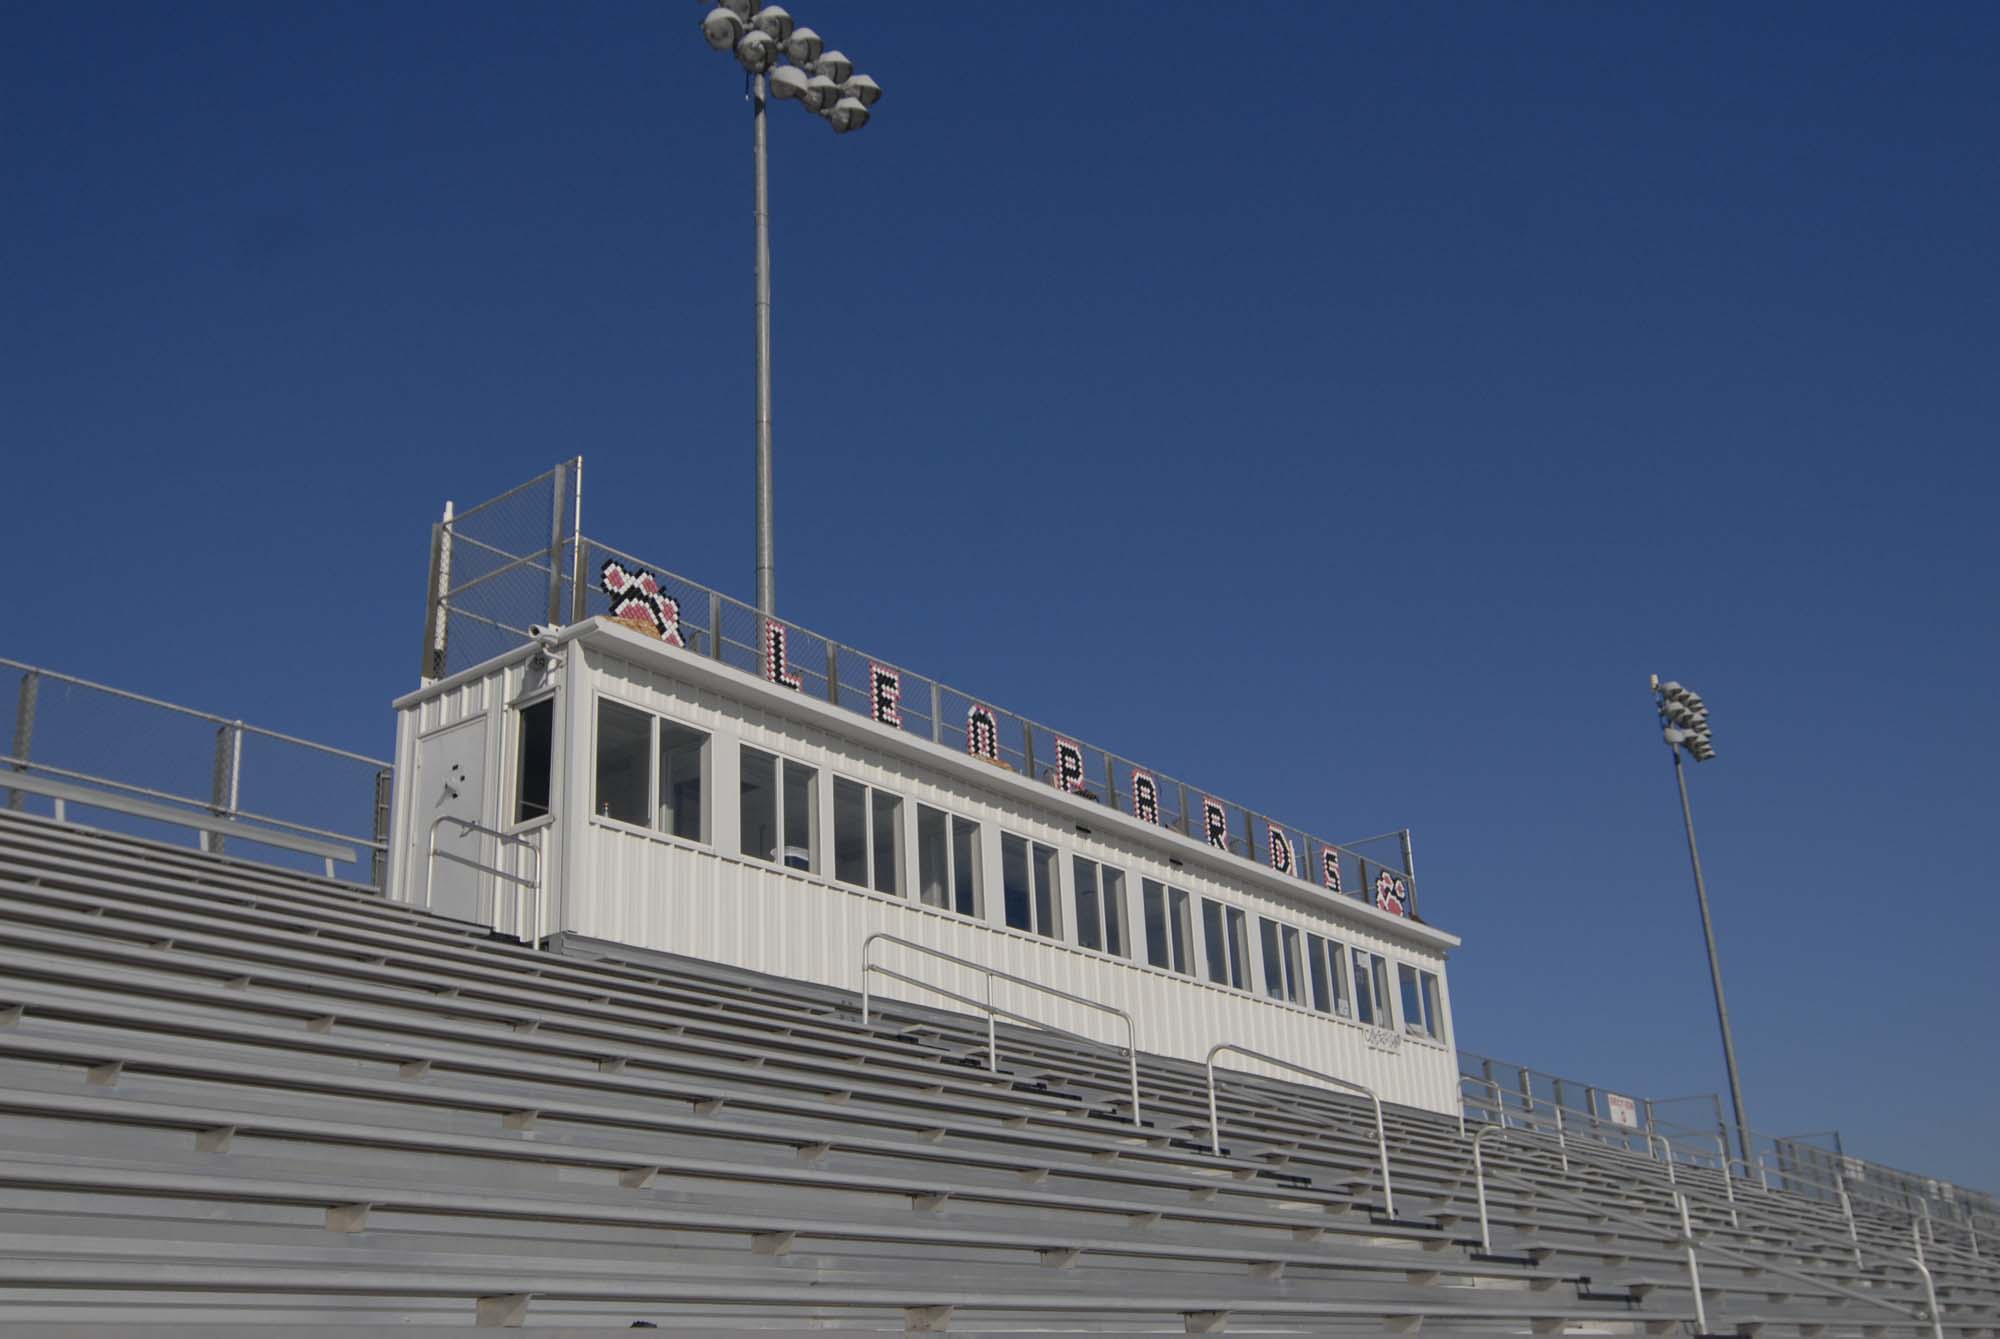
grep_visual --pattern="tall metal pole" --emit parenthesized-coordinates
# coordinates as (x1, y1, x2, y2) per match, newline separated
(1672, 746, 1751, 1169)
(752, 72, 776, 617)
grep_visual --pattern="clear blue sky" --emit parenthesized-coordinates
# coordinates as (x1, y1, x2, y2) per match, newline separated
(5, 2, 1996, 1187)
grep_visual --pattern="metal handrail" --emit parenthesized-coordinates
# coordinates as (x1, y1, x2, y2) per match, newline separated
(859, 932, 1142, 1127)
(1204, 1043, 1394, 1220)
(1477, 1095, 1946, 1337)
(0, 657, 390, 768)
(425, 816, 545, 945)
(1470, 1139, 1928, 1335)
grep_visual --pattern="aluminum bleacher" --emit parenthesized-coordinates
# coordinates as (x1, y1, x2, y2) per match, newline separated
(0, 806, 1990, 1336)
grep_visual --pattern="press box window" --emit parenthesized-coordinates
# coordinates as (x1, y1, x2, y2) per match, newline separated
(1400, 963, 1443, 1040)
(1260, 918, 1305, 1005)
(1072, 858, 1128, 956)
(917, 805, 982, 917)
(740, 746, 817, 872)
(1142, 880, 1192, 975)
(834, 777, 904, 896)
(657, 721, 706, 840)
(514, 698, 554, 823)
(594, 699, 652, 826)
(1201, 899, 1249, 990)
(1002, 834, 1061, 939)
(1306, 933, 1352, 1017)
(1352, 948, 1394, 1027)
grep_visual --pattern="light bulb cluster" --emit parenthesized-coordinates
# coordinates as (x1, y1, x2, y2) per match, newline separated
(1653, 677, 1716, 762)
(700, 1, 881, 133)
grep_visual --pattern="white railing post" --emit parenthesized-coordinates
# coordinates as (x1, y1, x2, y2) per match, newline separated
(1714, 1135, 1738, 1227)
(1838, 1177, 1863, 1272)
(1912, 1223, 1944, 1339)
(984, 972, 997, 1072)
(1206, 1044, 1392, 1220)
(1554, 1103, 1568, 1173)
(1676, 1191, 1709, 1336)
(1473, 1130, 1492, 1253)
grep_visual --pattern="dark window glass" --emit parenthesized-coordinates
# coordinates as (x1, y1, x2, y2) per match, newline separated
(1307, 933, 1331, 1012)
(739, 747, 777, 861)
(658, 721, 705, 840)
(1260, 917, 1285, 999)
(834, 777, 869, 887)
(917, 805, 949, 908)
(1143, 880, 1170, 969)
(1002, 834, 1032, 931)
(781, 760, 816, 871)
(872, 792, 902, 895)
(1102, 868, 1127, 956)
(1202, 899, 1229, 985)
(951, 817, 981, 916)
(1074, 857, 1102, 951)
(515, 699, 554, 823)
(595, 700, 651, 826)
(1031, 842, 1059, 939)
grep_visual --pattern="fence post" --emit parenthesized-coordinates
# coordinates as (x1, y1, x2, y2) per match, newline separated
(419, 520, 447, 681)
(1103, 753, 1117, 809)
(930, 682, 943, 745)
(567, 457, 586, 623)
(569, 538, 589, 624)
(708, 591, 723, 660)
(825, 643, 840, 705)
(1176, 782, 1191, 836)
(371, 767, 393, 889)
(544, 461, 568, 625)
(1398, 827, 1418, 918)
(7, 669, 36, 811)
(1022, 727, 1035, 782)
(205, 722, 239, 854)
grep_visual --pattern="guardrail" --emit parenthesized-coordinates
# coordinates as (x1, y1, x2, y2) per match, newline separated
(3, 657, 390, 885)
(1204, 1043, 1395, 1219)
(860, 933, 1142, 1127)
(425, 816, 546, 946)
(1464, 1083, 1950, 1338)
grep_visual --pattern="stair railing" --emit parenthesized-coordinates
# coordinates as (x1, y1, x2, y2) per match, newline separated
(425, 815, 545, 945)
(1204, 1043, 1393, 1219)
(860, 932, 1142, 1127)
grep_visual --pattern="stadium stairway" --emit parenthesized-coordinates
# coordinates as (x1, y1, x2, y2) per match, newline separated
(0, 808, 1990, 1336)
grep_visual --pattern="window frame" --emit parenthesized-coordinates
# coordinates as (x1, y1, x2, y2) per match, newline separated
(511, 693, 556, 827)
(832, 774, 905, 896)
(916, 802, 983, 920)
(1201, 898, 1249, 990)
(1071, 856, 1129, 957)
(1142, 879, 1193, 975)
(739, 744, 818, 874)
(1000, 831, 1063, 940)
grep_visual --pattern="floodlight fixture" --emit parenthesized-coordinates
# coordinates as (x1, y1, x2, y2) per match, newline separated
(784, 26, 822, 64)
(752, 4, 794, 41)
(814, 49, 853, 85)
(827, 95, 869, 133)
(802, 73, 838, 111)
(692, 3, 883, 616)
(702, 6, 744, 50)
(769, 65, 809, 100)
(734, 28, 777, 72)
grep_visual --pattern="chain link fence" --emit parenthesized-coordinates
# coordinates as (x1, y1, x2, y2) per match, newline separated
(424, 460, 583, 679)
(2, 658, 391, 885)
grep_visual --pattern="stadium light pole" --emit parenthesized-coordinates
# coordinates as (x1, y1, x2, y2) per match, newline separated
(698, 2, 881, 617)
(1650, 675, 1751, 1172)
